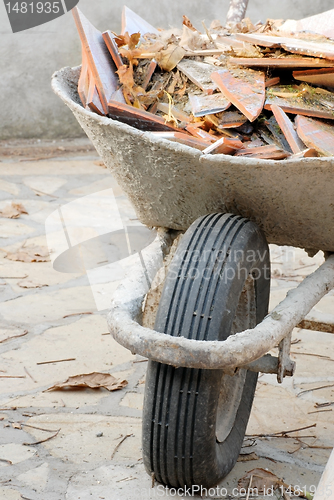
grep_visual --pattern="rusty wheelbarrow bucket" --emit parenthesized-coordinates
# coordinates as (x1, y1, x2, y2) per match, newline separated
(52, 65, 334, 488)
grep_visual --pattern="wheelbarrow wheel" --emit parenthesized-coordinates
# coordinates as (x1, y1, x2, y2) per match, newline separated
(142, 213, 270, 488)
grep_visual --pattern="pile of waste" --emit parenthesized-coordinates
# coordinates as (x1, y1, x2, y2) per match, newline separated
(73, 6, 334, 160)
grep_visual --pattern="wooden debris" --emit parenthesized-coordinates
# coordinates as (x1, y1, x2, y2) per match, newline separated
(185, 124, 216, 142)
(265, 76, 280, 88)
(265, 84, 334, 120)
(189, 93, 231, 117)
(287, 148, 318, 159)
(295, 115, 334, 156)
(142, 60, 157, 90)
(108, 100, 180, 131)
(72, 7, 119, 114)
(293, 68, 334, 88)
(217, 110, 248, 128)
(86, 73, 105, 116)
(78, 49, 89, 107)
(270, 104, 306, 153)
(235, 144, 289, 159)
(211, 67, 265, 121)
(73, 6, 334, 161)
(177, 59, 218, 94)
(152, 132, 209, 151)
(121, 6, 158, 36)
(235, 32, 334, 60)
(102, 31, 124, 69)
(279, 9, 334, 41)
(229, 57, 334, 68)
(156, 102, 190, 122)
(202, 137, 244, 155)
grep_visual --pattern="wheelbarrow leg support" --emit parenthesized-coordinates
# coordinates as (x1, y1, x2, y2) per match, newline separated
(108, 235, 334, 377)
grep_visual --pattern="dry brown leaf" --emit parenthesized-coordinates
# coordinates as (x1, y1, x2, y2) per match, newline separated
(17, 280, 48, 289)
(179, 25, 202, 51)
(157, 44, 186, 72)
(45, 372, 128, 392)
(119, 47, 142, 65)
(117, 64, 135, 88)
(182, 15, 197, 32)
(237, 452, 259, 462)
(11, 422, 22, 429)
(0, 202, 28, 219)
(6, 245, 50, 263)
(238, 468, 282, 493)
(114, 31, 140, 50)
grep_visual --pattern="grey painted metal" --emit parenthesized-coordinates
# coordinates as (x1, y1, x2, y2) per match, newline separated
(52, 66, 334, 253)
(105, 226, 334, 370)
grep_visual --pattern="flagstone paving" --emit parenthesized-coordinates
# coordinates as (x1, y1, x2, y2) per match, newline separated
(0, 140, 333, 499)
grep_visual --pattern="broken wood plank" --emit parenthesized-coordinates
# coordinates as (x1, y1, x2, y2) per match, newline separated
(152, 131, 209, 150)
(185, 124, 216, 142)
(78, 49, 90, 107)
(293, 68, 334, 88)
(211, 67, 265, 122)
(235, 144, 289, 159)
(265, 84, 334, 120)
(235, 32, 334, 60)
(286, 148, 318, 160)
(216, 35, 245, 49)
(177, 59, 218, 94)
(142, 60, 157, 90)
(265, 76, 280, 88)
(121, 6, 159, 36)
(102, 31, 124, 69)
(156, 102, 190, 122)
(229, 57, 334, 68)
(188, 93, 231, 117)
(108, 100, 180, 132)
(217, 110, 248, 128)
(72, 7, 119, 114)
(279, 9, 334, 41)
(295, 115, 334, 156)
(202, 136, 244, 155)
(86, 71, 105, 116)
(264, 115, 291, 151)
(270, 104, 306, 154)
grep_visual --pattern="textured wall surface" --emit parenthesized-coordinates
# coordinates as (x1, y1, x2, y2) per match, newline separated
(1, 0, 333, 139)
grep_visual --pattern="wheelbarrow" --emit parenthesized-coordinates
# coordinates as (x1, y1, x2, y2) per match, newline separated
(52, 65, 334, 489)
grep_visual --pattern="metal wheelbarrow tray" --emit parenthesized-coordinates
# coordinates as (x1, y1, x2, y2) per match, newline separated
(52, 66, 334, 488)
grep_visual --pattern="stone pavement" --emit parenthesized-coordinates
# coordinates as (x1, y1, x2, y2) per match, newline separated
(0, 140, 333, 500)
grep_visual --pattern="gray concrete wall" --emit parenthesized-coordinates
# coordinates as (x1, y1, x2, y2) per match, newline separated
(0, 0, 332, 139)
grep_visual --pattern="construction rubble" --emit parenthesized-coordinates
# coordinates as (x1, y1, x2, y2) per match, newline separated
(73, 6, 334, 160)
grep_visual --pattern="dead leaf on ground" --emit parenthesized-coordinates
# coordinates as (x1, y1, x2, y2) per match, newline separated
(5, 245, 50, 263)
(0, 202, 28, 219)
(157, 44, 186, 71)
(238, 468, 282, 493)
(11, 422, 22, 430)
(45, 372, 128, 392)
(237, 452, 259, 462)
(17, 280, 48, 289)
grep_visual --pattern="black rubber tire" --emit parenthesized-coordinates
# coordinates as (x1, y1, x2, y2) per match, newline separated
(142, 213, 270, 489)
